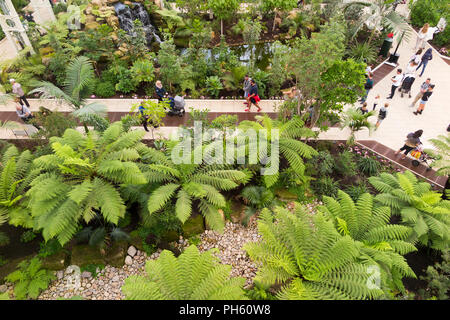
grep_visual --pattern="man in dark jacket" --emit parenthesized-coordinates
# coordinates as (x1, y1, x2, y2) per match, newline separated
(416, 48, 432, 77)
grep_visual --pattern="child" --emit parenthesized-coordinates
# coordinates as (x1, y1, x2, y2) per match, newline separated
(375, 103, 388, 130)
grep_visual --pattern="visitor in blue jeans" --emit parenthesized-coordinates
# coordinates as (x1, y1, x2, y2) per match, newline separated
(416, 48, 432, 77)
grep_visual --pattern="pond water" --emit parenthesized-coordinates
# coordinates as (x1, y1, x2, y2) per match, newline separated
(179, 42, 278, 71)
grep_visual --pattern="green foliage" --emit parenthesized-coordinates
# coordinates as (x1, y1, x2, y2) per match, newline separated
(80, 263, 105, 278)
(340, 108, 375, 145)
(207, 0, 240, 35)
(32, 108, 78, 139)
(139, 144, 250, 231)
(424, 133, 450, 177)
(111, 65, 138, 94)
(75, 24, 115, 62)
(176, 0, 208, 18)
(369, 171, 450, 251)
(334, 151, 357, 177)
(238, 115, 317, 188)
(26, 122, 147, 245)
(347, 41, 377, 64)
(311, 176, 339, 199)
(5, 257, 55, 300)
(319, 191, 417, 293)
(417, 249, 450, 300)
(116, 20, 152, 61)
(95, 81, 116, 98)
(211, 114, 238, 131)
(75, 225, 130, 249)
(245, 205, 384, 299)
(205, 76, 223, 98)
(309, 150, 335, 176)
(20, 230, 37, 243)
(37, 238, 63, 258)
(345, 183, 369, 202)
(357, 156, 381, 176)
(122, 245, 248, 300)
(131, 99, 167, 131)
(240, 185, 275, 225)
(130, 58, 156, 85)
(409, 0, 449, 31)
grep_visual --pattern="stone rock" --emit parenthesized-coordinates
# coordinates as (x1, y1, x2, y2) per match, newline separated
(182, 214, 205, 237)
(0, 284, 7, 293)
(41, 251, 67, 271)
(125, 256, 133, 266)
(81, 271, 92, 279)
(70, 245, 105, 267)
(104, 241, 128, 268)
(127, 246, 137, 257)
(56, 271, 64, 280)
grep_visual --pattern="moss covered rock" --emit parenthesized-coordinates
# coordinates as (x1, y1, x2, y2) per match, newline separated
(275, 189, 299, 201)
(70, 245, 105, 267)
(41, 251, 67, 271)
(182, 215, 205, 238)
(161, 230, 179, 243)
(104, 241, 128, 268)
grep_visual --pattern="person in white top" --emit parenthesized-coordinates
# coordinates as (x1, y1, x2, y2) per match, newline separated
(9, 79, 30, 107)
(415, 24, 429, 50)
(405, 61, 418, 77)
(409, 48, 422, 65)
(387, 68, 403, 99)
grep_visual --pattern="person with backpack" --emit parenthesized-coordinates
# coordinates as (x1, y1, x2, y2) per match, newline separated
(413, 84, 434, 115)
(359, 72, 374, 104)
(416, 48, 432, 77)
(395, 130, 423, 160)
(410, 77, 431, 108)
(375, 103, 388, 130)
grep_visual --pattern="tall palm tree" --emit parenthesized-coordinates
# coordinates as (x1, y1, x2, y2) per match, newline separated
(29, 56, 107, 132)
(344, 0, 411, 45)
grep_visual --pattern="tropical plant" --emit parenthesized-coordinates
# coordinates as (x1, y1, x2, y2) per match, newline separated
(340, 108, 375, 145)
(357, 156, 381, 176)
(75, 225, 129, 250)
(369, 171, 450, 250)
(417, 249, 450, 300)
(308, 150, 335, 177)
(238, 115, 317, 188)
(205, 76, 223, 98)
(131, 99, 167, 139)
(344, 0, 412, 45)
(157, 38, 192, 91)
(130, 58, 156, 85)
(425, 133, 450, 177)
(95, 81, 116, 98)
(260, 0, 298, 31)
(222, 66, 248, 92)
(345, 183, 369, 202)
(334, 151, 357, 177)
(319, 190, 417, 292)
(140, 144, 250, 231)
(29, 56, 107, 132)
(5, 257, 55, 300)
(244, 205, 384, 299)
(311, 175, 339, 199)
(240, 185, 276, 226)
(347, 41, 377, 64)
(1, 145, 39, 230)
(25, 122, 147, 245)
(207, 0, 240, 36)
(122, 245, 248, 300)
(32, 107, 77, 140)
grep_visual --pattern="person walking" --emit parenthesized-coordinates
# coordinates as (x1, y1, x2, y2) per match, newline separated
(410, 78, 431, 108)
(245, 79, 261, 112)
(416, 48, 432, 77)
(395, 130, 423, 160)
(415, 24, 429, 50)
(359, 72, 374, 104)
(375, 103, 388, 130)
(358, 102, 369, 115)
(243, 74, 252, 107)
(387, 69, 403, 99)
(155, 80, 166, 102)
(10, 79, 30, 108)
(15, 98, 40, 130)
(413, 84, 434, 115)
(372, 94, 380, 111)
(410, 49, 423, 65)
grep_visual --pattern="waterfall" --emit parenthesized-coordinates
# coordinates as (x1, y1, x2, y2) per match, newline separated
(113, 2, 161, 46)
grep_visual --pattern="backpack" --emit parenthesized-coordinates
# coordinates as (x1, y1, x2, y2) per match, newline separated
(378, 109, 386, 119)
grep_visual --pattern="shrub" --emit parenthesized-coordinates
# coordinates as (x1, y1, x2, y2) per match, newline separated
(20, 230, 37, 243)
(418, 249, 450, 300)
(347, 42, 377, 64)
(311, 176, 339, 198)
(334, 151, 357, 177)
(409, 0, 447, 28)
(5, 257, 55, 300)
(309, 150, 335, 176)
(357, 156, 381, 176)
(205, 76, 223, 98)
(122, 245, 248, 300)
(345, 183, 369, 202)
(95, 81, 116, 98)
(37, 238, 63, 258)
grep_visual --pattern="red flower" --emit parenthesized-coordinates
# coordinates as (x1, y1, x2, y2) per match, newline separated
(387, 33, 394, 38)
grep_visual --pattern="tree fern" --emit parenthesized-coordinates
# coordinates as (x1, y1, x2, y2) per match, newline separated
(318, 190, 417, 293)
(122, 245, 248, 300)
(139, 145, 250, 232)
(238, 115, 317, 188)
(369, 171, 450, 251)
(25, 122, 147, 246)
(244, 205, 384, 300)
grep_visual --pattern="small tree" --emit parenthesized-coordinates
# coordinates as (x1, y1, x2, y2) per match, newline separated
(260, 0, 298, 31)
(207, 0, 240, 36)
(157, 38, 192, 91)
(131, 99, 167, 139)
(176, 0, 208, 18)
(340, 108, 375, 145)
(242, 18, 263, 70)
